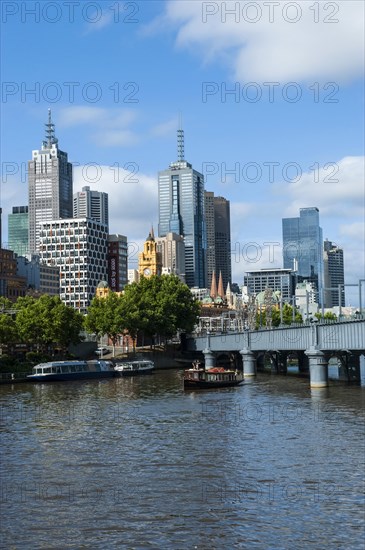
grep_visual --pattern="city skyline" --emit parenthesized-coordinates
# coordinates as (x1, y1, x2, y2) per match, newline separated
(1, 1, 364, 305)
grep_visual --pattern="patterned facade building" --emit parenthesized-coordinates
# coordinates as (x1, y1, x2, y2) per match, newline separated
(38, 218, 108, 312)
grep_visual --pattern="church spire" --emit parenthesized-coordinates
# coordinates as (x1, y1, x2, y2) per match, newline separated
(210, 270, 217, 299)
(217, 271, 225, 299)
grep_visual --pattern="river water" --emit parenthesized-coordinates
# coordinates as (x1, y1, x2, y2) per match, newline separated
(1, 370, 364, 549)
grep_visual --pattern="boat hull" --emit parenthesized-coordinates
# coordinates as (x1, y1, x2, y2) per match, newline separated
(27, 371, 116, 382)
(115, 368, 154, 377)
(184, 379, 243, 389)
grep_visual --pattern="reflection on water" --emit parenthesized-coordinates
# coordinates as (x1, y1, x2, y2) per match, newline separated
(1, 371, 364, 549)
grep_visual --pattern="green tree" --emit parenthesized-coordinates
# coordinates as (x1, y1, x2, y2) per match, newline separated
(121, 275, 201, 345)
(256, 304, 302, 329)
(0, 314, 18, 349)
(85, 292, 126, 355)
(315, 311, 337, 321)
(15, 295, 83, 353)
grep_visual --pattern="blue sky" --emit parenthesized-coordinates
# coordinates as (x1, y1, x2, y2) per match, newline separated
(1, 1, 364, 305)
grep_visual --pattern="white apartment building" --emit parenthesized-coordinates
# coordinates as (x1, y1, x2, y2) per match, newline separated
(38, 217, 108, 312)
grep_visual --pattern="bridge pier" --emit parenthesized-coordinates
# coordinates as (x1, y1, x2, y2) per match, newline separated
(240, 348, 256, 377)
(203, 348, 215, 368)
(305, 347, 328, 388)
(337, 352, 361, 384)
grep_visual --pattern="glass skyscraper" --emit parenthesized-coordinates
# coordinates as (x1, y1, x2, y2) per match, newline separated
(158, 130, 206, 288)
(282, 207, 324, 304)
(28, 110, 73, 254)
(8, 206, 28, 256)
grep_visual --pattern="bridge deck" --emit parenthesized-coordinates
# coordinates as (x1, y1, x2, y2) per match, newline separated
(188, 319, 365, 353)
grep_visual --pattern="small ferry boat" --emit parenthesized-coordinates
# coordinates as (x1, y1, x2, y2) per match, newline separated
(27, 360, 115, 382)
(184, 361, 243, 390)
(114, 359, 154, 376)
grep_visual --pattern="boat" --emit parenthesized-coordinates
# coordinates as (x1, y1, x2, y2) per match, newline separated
(114, 359, 154, 376)
(27, 360, 116, 382)
(184, 361, 243, 389)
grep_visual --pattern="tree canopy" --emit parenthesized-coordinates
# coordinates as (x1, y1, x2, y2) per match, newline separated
(85, 275, 201, 349)
(14, 295, 84, 353)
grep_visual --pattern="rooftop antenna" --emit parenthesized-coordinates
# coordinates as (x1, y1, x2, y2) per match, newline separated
(177, 112, 184, 162)
(44, 108, 58, 148)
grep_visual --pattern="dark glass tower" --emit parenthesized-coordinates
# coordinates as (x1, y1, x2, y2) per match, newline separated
(282, 207, 324, 305)
(158, 129, 206, 288)
(323, 239, 345, 307)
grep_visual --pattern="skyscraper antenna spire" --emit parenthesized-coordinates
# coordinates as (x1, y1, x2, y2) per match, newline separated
(44, 108, 58, 148)
(177, 112, 184, 162)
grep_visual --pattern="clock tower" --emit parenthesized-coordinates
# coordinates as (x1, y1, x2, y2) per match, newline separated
(138, 228, 162, 278)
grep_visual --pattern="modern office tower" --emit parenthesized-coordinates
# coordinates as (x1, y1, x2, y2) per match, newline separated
(107, 234, 128, 291)
(323, 239, 345, 307)
(282, 207, 324, 305)
(244, 268, 295, 303)
(158, 129, 207, 288)
(8, 206, 29, 256)
(205, 191, 216, 290)
(213, 195, 231, 292)
(156, 232, 185, 282)
(205, 192, 231, 292)
(28, 110, 73, 254)
(38, 218, 108, 312)
(73, 186, 109, 228)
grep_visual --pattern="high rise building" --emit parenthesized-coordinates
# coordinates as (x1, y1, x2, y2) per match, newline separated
(282, 207, 324, 305)
(205, 191, 216, 290)
(107, 234, 128, 291)
(156, 232, 185, 282)
(323, 239, 345, 307)
(73, 186, 109, 228)
(158, 129, 206, 288)
(205, 192, 232, 291)
(213, 195, 231, 292)
(38, 217, 108, 312)
(28, 110, 73, 254)
(8, 206, 29, 256)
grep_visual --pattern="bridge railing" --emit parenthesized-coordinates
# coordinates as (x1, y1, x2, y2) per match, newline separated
(188, 317, 365, 352)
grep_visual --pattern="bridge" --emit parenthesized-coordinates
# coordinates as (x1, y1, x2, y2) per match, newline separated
(186, 317, 365, 387)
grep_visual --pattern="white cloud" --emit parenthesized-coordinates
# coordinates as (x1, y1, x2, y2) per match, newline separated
(156, 0, 364, 83)
(150, 117, 178, 137)
(73, 164, 157, 252)
(339, 222, 365, 239)
(59, 106, 140, 148)
(280, 156, 364, 217)
(229, 155, 365, 286)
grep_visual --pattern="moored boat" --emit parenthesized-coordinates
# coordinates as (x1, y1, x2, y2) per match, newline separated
(114, 359, 154, 376)
(27, 360, 115, 382)
(184, 361, 243, 389)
